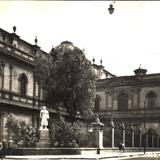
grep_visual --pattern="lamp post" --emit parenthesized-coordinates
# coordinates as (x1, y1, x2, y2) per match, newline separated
(90, 115, 104, 154)
(76, 111, 81, 145)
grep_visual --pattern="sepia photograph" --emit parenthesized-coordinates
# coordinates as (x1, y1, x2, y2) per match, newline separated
(0, 1, 160, 159)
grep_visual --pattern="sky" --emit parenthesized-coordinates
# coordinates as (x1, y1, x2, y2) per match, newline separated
(0, 1, 160, 76)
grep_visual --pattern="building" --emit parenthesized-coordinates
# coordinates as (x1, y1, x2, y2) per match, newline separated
(92, 58, 115, 80)
(96, 67, 160, 147)
(0, 26, 52, 140)
(1, 26, 160, 149)
(0, 27, 108, 142)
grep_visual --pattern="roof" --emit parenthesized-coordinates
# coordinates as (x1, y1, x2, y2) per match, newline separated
(0, 28, 48, 55)
(96, 73, 160, 89)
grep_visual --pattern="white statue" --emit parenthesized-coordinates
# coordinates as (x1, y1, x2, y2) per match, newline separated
(40, 106, 49, 130)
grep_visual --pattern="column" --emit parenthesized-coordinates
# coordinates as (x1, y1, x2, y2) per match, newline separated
(112, 127, 115, 148)
(140, 130, 142, 147)
(99, 128, 103, 149)
(9, 64, 13, 91)
(152, 134, 154, 148)
(146, 132, 148, 148)
(110, 119, 115, 148)
(123, 130, 125, 146)
(121, 122, 125, 146)
(1, 61, 5, 89)
(90, 116, 104, 154)
(132, 131, 134, 148)
(38, 79, 41, 108)
(0, 113, 2, 141)
(157, 136, 159, 148)
(32, 72, 36, 127)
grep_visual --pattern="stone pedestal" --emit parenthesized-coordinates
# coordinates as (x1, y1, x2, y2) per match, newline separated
(112, 127, 115, 148)
(91, 118, 104, 149)
(37, 129, 50, 147)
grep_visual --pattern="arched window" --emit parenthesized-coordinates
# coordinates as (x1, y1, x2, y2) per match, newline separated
(18, 73, 28, 96)
(118, 93, 128, 111)
(95, 95, 100, 112)
(146, 91, 157, 108)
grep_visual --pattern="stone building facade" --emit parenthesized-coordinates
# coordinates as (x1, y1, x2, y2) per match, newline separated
(0, 27, 51, 140)
(96, 67, 160, 147)
(1, 26, 160, 148)
(0, 27, 108, 142)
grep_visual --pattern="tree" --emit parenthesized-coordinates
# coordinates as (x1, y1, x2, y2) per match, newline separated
(35, 41, 97, 122)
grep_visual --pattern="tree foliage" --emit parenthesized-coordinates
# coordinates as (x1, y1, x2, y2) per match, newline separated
(50, 115, 80, 147)
(35, 41, 97, 121)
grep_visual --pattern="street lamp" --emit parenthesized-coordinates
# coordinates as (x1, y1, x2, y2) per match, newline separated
(90, 115, 104, 154)
(108, 4, 114, 14)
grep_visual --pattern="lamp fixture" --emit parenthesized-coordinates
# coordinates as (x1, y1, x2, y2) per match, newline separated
(108, 4, 114, 14)
(108, 0, 115, 14)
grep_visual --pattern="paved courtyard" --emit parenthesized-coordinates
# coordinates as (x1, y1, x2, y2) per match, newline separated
(3, 151, 160, 160)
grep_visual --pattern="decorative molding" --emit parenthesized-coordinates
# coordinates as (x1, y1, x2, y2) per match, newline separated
(131, 87, 141, 93)
(105, 90, 114, 95)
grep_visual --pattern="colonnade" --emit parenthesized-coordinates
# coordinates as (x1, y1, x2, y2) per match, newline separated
(110, 120, 160, 148)
(89, 118, 160, 149)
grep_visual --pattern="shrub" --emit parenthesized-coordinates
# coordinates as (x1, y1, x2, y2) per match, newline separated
(5, 113, 38, 148)
(50, 115, 80, 147)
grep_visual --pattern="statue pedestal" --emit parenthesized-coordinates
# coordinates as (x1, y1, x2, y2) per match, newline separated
(37, 129, 50, 147)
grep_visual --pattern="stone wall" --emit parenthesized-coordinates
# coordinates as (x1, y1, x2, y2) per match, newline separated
(97, 86, 160, 111)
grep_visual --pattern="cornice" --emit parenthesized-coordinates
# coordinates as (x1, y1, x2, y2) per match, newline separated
(0, 48, 35, 68)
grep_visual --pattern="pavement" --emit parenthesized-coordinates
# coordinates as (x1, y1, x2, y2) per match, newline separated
(3, 151, 160, 160)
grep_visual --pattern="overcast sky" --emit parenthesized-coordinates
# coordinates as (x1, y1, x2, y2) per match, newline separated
(0, 1, 160, 76)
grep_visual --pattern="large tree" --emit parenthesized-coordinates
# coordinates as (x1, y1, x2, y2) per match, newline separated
(35, 41, 96, 121)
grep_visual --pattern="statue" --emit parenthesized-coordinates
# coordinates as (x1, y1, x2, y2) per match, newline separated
(40, 106, 49, 130)
(110, 119, 115, 128)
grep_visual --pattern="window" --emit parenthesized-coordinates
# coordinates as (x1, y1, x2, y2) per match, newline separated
(18, 73, 28, 96)
(118, 93, 128, 111)
(146, 91, 157, 108)
(0, 66, 3, 88)
(0, 66, 2, 75)
(95, 95, 100, 112)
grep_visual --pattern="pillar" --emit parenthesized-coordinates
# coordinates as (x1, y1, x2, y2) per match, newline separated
(121, 122, 125, 146)
(122, 130, 125, 146)
(140, 131, 142, 147)
(131, 124, 134, 148)
(110, 119, 115, 148)
(146, 132, 148, 148)
(157, 136, 159, 148)
(99, 128, 103, 149)
(132, 130, 134, 148)
(9, 64, 13, 91)
(1, 61, 5, 89)
(91, 116, 104, 151)
(152, 135, 154, 148)
(112, 127, 115, 148)
(93, 126, 104, 149)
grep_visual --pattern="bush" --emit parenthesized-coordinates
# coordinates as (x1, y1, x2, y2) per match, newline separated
(50, 115, 80, 147)
(5, 113, 38, 148)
